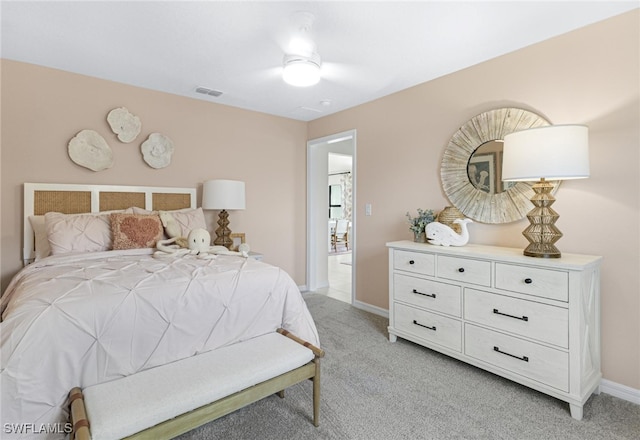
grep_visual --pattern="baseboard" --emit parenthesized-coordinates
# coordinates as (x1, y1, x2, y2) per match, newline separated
(600, 379, 640, 405)
(299, 282, 330, 292)
(352, 299, 389, 318)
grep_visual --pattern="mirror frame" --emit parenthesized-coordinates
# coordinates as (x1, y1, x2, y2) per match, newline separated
(440, 108, 551, 224)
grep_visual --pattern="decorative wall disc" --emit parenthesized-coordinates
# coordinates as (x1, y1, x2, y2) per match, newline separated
(68, 129, 114, 172)
(141, 133, 174, 169)
(107, 107, 142, 143)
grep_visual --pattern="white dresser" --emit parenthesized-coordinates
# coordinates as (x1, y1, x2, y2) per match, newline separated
(387, 240, 602, 420)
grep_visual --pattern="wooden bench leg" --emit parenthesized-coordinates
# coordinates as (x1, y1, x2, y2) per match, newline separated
(69, 387, 91, 440)
(313, 357, 321, 427)
(276, 328, 325, 428)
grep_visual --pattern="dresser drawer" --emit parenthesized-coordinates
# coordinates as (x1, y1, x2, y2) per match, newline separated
(394, 250, 435, 276)
(437, 255, 490, 287)
(394, 303, 461, 352)
(394, 274, 461, 317)
(465, 324, 568, 392)
(495, 263, 568, 302)
(464, 289, 568, 348)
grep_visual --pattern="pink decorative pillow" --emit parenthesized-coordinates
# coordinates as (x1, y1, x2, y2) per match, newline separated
(111, 213, 163, 250)
(45, 212, 113, 255)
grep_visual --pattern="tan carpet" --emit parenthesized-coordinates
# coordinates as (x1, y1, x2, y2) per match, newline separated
(177, 294, 640, 440)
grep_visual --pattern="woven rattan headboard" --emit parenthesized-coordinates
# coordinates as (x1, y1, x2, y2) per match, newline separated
(24, 183, 196, 264)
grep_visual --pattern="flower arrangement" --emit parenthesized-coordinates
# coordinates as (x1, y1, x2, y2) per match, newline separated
(406, 208, 435, 234)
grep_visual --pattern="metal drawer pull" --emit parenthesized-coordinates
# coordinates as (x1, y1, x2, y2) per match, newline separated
(493, 308, 529, 322)
(458, 267, 465, 273)
(412, 289, 436, 298)
(524, 278, 533, 284)
(494, 346, 529, 362)
(409, 260, 415, 265)
(413, 320, 436, 331)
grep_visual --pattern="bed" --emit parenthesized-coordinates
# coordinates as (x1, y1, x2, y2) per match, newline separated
(1, 183, 320, 439)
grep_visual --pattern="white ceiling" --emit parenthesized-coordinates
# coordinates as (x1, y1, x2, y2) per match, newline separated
(2, 1, 637, 121)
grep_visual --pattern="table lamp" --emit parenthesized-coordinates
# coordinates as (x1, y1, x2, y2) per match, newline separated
(202, 179, 246, 249)
(502, 125, 589, 258)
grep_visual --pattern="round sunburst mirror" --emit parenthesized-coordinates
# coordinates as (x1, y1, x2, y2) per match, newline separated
(440, 108, 553, 224)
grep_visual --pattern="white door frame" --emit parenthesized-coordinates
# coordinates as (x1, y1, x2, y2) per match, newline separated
(306, 129, 356, 301)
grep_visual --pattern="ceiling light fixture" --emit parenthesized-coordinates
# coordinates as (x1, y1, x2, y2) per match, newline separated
(283, 11, 322, 87)
(283, 53, 321, 87)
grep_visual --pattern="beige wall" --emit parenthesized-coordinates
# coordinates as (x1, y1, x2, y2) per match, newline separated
(1, 10, 638, 391)
(0, 60, 308, 289)
(309, 10, 639, 389)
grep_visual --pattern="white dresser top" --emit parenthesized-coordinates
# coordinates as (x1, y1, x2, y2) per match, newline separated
(386, 241, 602, 270)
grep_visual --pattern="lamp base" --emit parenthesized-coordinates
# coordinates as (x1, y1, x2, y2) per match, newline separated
(522, 178, 563, 258)
(213, 209, 233, 249)
(523, 243, 561, 259)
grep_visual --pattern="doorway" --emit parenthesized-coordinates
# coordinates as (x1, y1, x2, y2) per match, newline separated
(327, 153, 352, 302)
(306, 130, 356, 304)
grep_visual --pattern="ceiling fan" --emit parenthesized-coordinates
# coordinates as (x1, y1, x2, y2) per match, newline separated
(281, 11, 322, 87)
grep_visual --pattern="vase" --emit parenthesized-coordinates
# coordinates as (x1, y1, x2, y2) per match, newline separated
(437, 206, 465, 234)
(413, 231, 427, 243)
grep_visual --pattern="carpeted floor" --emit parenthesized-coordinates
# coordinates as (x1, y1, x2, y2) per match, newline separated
(178, 294, 640, 440)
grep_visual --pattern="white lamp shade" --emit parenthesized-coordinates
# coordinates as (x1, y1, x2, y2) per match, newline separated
(202, 180, 246, 210)
(502, 125, 590, 181)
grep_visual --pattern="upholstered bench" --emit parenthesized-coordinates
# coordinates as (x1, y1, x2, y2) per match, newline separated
(69, 329, 324, 440)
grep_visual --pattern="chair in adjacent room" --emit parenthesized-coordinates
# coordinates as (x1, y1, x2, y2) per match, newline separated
(331, 219, 349, 252)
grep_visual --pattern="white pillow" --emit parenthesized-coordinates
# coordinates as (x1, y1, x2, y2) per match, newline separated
(44, 212, 112, 255)
(163, 207, 207, 237)
(133, 207, 207, 237)
(28, 215, 51, 260)
(131, 207, 153, 215)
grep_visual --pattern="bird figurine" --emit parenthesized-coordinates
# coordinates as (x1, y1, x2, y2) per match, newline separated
(425, 218, 473, 246)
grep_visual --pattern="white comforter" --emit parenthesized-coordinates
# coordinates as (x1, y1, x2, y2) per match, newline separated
(0, 249, 319, 439)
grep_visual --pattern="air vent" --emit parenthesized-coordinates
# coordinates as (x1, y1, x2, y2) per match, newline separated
(298, 106, 323, 113)
(289, 106, 325, 121)
(195, 87, 223, 97)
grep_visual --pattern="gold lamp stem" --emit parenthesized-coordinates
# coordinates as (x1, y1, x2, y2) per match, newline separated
(213, 209, 233, 249)
(522, 178, 563, 258)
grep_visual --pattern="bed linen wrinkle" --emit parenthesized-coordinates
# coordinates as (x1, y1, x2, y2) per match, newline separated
(199, 301, 231, 355)
(1, 248, 318, 439)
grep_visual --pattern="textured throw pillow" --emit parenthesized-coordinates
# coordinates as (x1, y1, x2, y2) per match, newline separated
(111, 213, 163, 250)
(45, 212, 113, 255)
(29, 215, 51, 260)
(132, 207, 206, 237)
